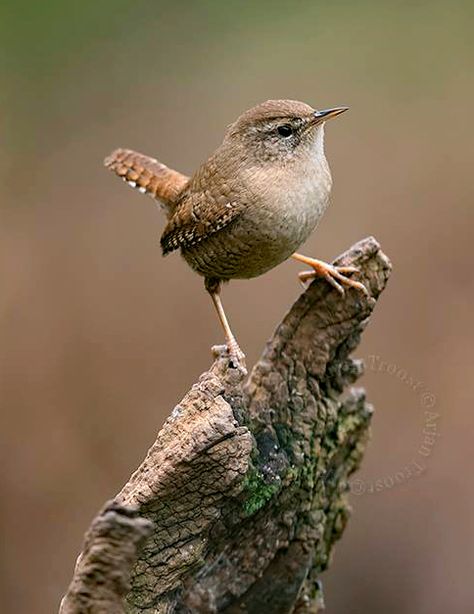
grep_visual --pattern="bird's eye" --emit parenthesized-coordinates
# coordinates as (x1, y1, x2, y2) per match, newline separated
(277, 124, 293, 137)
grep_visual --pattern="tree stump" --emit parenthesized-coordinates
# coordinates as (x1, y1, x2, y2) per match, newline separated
(60, 236, 391, 613)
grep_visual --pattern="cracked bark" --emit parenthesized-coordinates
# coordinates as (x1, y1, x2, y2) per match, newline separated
(60, 236, 391, 614)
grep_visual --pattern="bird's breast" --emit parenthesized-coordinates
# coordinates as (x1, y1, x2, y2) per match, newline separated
(244, 160, 332, 247)
(182, 159, 332, 281)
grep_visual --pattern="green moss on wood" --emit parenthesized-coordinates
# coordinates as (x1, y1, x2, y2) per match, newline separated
(241, 467, 281, 517)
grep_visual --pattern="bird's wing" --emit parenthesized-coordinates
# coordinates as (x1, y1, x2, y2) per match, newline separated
(104, 148, 189, 211)
(160, 190, 243, 255)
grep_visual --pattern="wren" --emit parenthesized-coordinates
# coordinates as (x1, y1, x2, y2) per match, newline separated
(104, 99, 367, 362)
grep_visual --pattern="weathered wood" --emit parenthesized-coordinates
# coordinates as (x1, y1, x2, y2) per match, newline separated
(60, 236, 391, 614)
(60, 502, 153, 613)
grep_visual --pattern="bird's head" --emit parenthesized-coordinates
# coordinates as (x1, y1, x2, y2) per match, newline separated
(224, 99, 348, 166)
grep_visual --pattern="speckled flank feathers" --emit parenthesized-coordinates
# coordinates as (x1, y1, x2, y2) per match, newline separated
(160, 199, 242, 255)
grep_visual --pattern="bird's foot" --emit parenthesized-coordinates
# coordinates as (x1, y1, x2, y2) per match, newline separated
(298, 258, 369, 296)
(211, 340, 246, 369)
(227, 339, 246, 368)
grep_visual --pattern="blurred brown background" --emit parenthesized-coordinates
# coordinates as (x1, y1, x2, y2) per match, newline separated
(1, 1, 473, 612)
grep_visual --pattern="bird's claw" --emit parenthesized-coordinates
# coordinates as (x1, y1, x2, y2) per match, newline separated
(211, 342, 246, 369)
(227, 340, 246, 368)
(298, 262, 369, 296)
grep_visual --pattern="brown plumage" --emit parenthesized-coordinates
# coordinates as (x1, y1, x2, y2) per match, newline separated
(104, 148, 188, 209)
(104, 100, 367, 363)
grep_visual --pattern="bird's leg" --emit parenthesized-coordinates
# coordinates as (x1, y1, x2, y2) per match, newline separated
(291, 253, 368, 295)
(205, 278, 245, 364)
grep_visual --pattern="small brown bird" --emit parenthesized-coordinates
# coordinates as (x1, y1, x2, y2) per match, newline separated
(104, 99, 366, 362)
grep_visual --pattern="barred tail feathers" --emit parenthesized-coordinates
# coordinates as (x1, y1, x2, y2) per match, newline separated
(104, 148, 189, 213)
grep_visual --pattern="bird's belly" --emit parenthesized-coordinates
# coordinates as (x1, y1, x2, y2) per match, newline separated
(182, 193, 328, 280)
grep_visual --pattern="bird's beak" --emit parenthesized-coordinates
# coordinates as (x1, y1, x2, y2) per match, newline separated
(310, 106, 349, 126)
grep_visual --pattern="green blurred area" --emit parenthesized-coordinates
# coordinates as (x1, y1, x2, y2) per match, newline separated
(1, 2, 473, 613)
(1, 1, 473, 154)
